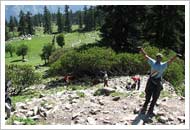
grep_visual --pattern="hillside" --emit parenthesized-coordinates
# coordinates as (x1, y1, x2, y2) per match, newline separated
(6, 75, 185, 125)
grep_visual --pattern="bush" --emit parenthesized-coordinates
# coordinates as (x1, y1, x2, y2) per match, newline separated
(5, 43, 15, 57)
(56, 33, 65, 48)
(6, 64, 41, 96)
(49, 46, 184, 95)
(16, 44, 28, 61)
(40, 43, 55, 65)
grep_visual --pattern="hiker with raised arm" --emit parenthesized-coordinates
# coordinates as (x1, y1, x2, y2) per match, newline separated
(139, 47, 180, 116)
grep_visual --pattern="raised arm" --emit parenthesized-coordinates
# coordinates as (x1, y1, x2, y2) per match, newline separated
(138, 47, 149, 60)
(168, 54, 181, 65)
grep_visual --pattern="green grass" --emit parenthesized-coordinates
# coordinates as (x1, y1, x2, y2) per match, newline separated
(139, 92, 145, 98)
(160, 90, 172, 98)
(6, 115, 37, 125)
(76, 91, 85, 98)
(6, 25, 100, 66)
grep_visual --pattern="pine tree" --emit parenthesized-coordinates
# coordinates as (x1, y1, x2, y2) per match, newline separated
(43, 6, 52, 34)
(9, 16, 15, 32)
(57, 8, 64, 33)
(78, 10, 83, 29)
(18, 10, 26, 35)
(83, 6, 89, 31)
(5, 20, 10, 41)
(143, 5, 185, 55)
(13, 16, 18, 27)
(99, 5, 145, 52)
(64, 5, 71, 32)
(26, 11, 35, 35)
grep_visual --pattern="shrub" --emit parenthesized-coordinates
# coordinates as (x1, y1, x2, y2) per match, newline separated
(40, 43, 55, 65)
(56, 33, 65, 48)
(16, 44, 28, 61)
(5, 43, 15, 57)
(49, 46, 184, 95)
(5, 64, 41, 96)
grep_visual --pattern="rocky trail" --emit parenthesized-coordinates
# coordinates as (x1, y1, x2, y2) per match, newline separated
(8, 76, 185, 125)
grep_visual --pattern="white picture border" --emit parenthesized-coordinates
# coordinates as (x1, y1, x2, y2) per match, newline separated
(1, 1, 189, 129)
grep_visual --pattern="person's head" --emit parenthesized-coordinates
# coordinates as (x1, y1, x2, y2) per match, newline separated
(156, 53, 163, 63)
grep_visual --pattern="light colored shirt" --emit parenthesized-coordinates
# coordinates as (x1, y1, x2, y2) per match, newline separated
(147, 56, 168, 78)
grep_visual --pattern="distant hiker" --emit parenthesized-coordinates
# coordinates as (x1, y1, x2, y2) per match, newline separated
(126, 77, 132, 90)
(103, 71, 109, 87)
(131, 75, 141, 90)
(139, 47, 180, 116)
(5, 80, 12, 119)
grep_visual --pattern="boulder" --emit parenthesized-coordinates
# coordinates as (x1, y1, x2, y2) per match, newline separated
(89, 109, 101, 115)
(177, 116, 185, 123)
(158, 116, 168, 124)
(72, 112, 80, 120)
(30, 115, 41, 120)
(112, 96, 120, 101)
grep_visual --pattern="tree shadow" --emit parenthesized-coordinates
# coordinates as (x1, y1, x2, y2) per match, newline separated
(132, 112, 154, 125)
(44, 76, 92, 90)
(10, 59, 23, 63)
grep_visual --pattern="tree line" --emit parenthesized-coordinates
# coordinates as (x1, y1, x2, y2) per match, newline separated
(5, 5, 104, 40)
(6, 5, 184, 56)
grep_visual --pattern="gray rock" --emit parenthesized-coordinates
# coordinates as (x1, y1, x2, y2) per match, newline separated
(39, 93, 45, 98)
(102, 111, 110, 114)
(44, 104, 53, 110)
(26, 111, 34, 117)
(87, 117, 96, 125)
(103, 119, 111, 124)
(65, 104, 72, 110)
(96, 99, 104, 105)
(133, 107, 140, 114)
(177, 116, 185, 123)
(162, 97, 168, 102)
(168, 115, 175, 121)
(72, 112, 80, 120)
(16, 102, 27, 110)
(90, 109, 101, 115)
(123, 106, 128, 110)
(156, 111, 165, 116)
(112, 96, 120, 101)
(30, 115, 41, 120)
(158, 116, 168, 124)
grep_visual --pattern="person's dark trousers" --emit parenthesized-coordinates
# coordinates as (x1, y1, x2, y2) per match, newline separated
(141, 77, 163, 114)
(137, 80, 140, 90)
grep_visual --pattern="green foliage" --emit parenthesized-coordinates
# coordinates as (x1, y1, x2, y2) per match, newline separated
(76, 91, 85, 98)
(49, 46, 184, 95)
(43, 6, 52, 34)
(40, 43, 55, 65)
(6, 115, 36, 125)
(5, 64, 41, 95)
(56, 33, 65, 48)
(5, 43, 15, 57)
(16, 44, 28, 61)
